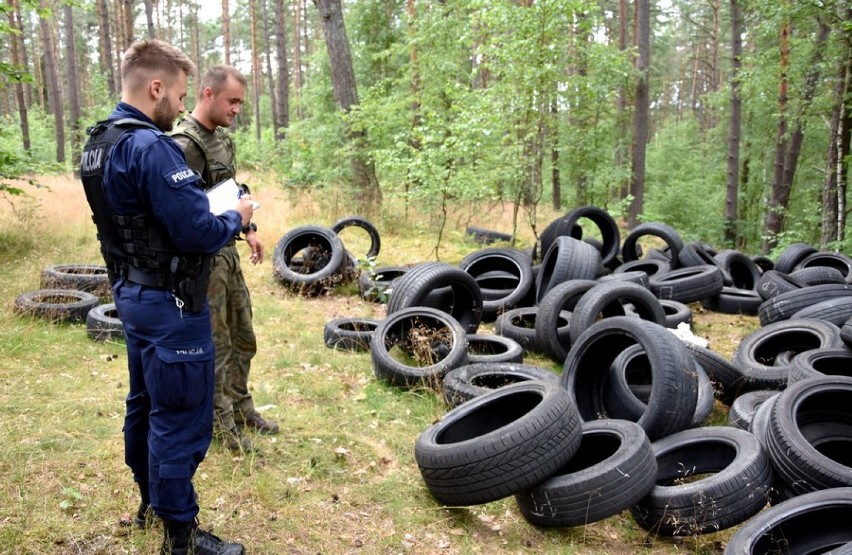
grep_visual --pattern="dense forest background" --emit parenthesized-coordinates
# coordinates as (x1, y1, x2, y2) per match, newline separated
(1, 0, 850, 257)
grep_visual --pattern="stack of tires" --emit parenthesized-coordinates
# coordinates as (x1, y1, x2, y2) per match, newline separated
(272, 216, 380, 297)
(321, 207, 852, 550)
(14, 263, 123, 341)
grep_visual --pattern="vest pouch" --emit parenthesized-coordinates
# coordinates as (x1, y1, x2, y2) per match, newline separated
(173, 257, 211, 313)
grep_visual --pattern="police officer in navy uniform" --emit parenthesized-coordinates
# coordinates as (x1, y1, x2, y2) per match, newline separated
(80, 39, 251, 555)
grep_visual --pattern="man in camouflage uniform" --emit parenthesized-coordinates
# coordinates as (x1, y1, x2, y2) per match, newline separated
(172, 65, 279, 452)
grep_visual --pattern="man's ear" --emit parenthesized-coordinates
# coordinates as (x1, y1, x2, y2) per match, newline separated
(150, 79, 164, 101)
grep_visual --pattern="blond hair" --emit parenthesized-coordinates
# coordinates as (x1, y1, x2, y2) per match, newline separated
(121, 39, 197, 92)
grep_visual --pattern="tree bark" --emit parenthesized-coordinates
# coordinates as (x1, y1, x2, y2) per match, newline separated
(293, 0, 304, 119)
(223, 0, 231, 65)
(261, 0, 279, 137)
(312, 0, 382, 211)
(37, 0, 66, 163)
(12, 0, 33, 108)
(113, 0, 125, 91)
(6, 0, 31, 151)
(123, 0, 133, 46)
(248, 0, 262, 143)
(615, 0, 629, 199)
(551, 100, 560, 209)
(64, 3, 82, 172)
(143, 0, 156, 38)
(273, 0, 290, 139)
(724, 0, 742, 247)
(96, 0, 116, 97)
(763, 21, 830, 253)
(627, 0, 650, 229)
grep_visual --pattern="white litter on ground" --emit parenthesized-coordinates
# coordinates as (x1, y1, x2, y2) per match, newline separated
(668, 322, 710, 348)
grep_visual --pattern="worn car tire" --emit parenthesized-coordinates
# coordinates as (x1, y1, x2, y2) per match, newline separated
(732, 318, 843, 392)
(756, 269, 807, 301)
(272, 225, 348, 296)
(324, 317, 379, 352)
(561, 317, 698, 440)
(728, 390, 778, 431)
(605, 344, 714, 429)
(765, 376, 852, 499)
(331, 215, 381, 259)
(714, 250, 762, 290)
(515, 419, 657, 527)
(758, 284, 852, 326)
(774, 243, 818, 274)
(702, 287, 763, 316)
(787, 348, 852, 385)
(370, 307, 468, 389)
(791, 296, 852, 327)
(533, 279, 597, 363)
(358, 266, 409, 303)
(631, 426, 773, 536)
(441, 362, 557, 408)
(387, 262, 483, 333)
(465, 333, 524, 365)
(649, 265, 725, 304)
(414, 380, 582, 506)
(14, 289, 99, 323)
(459, 248, 533, 321)
(535, 236, 602, 303)
(86, 302, 123, 341)
(723, 487, 852, 555)
(620, 222, 683, 267)
(40, 264, 111, 299)
(568, 281, 665, 344)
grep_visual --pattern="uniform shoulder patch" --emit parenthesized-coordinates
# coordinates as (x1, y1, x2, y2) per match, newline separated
(163, 165, 200, 188)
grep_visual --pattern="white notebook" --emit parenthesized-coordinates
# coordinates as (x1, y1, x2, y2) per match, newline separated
(206, 178, 260, 214)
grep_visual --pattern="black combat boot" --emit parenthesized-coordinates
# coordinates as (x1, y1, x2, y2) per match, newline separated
(133, 481, 153, 529)
(161, 519, 246, 555)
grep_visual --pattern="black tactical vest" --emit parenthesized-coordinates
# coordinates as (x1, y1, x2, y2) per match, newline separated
(81, 118, 206, 289)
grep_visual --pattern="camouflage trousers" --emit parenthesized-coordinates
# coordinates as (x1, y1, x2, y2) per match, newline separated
(208, 243, 257, 432)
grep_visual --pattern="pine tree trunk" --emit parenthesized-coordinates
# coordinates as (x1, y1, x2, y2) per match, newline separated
(551, 100, 560, 209)
(64, 3, 82, 172)
(13, 0, 33, 108)
(260, 0, 279, 138)
(223, 0, 231, 65)
(248, 0, 262, 143)
(38, 0, 65, 163)
(312, 0, 382, 211)
(615, 0, 628, 200)
(113, 0, 125, 91)
(123, 0, 133, 46)
(272, 0, 290, 137)
(627, 0, 650, 229)
(143, 0, 155, 38)
(6, 0, 31, 151)
(724, 0, 742, 247)
(293, 0, 304, 119)
(96, 0, 116, 97)
(764, 22, 830, 253)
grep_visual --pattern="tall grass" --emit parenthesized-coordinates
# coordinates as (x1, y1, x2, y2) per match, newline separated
(0, 172, 741, 554)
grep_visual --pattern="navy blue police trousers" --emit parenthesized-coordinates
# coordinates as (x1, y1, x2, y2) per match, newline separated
(115, 278, 215, 523)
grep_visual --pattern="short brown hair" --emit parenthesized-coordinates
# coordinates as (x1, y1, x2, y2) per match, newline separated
(198, 65, 247, 100)
(121, 39, 197, 91)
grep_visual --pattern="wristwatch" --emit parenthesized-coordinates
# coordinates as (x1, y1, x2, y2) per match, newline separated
(242, 222, 257, 235)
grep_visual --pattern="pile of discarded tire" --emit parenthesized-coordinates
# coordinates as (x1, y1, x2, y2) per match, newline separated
(272, 216, 380, 296)
(325, 206, 852, 552)
(14, 263, 123, 342)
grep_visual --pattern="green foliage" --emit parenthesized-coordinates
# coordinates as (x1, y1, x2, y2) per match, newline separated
(644, 117, 728, 245)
